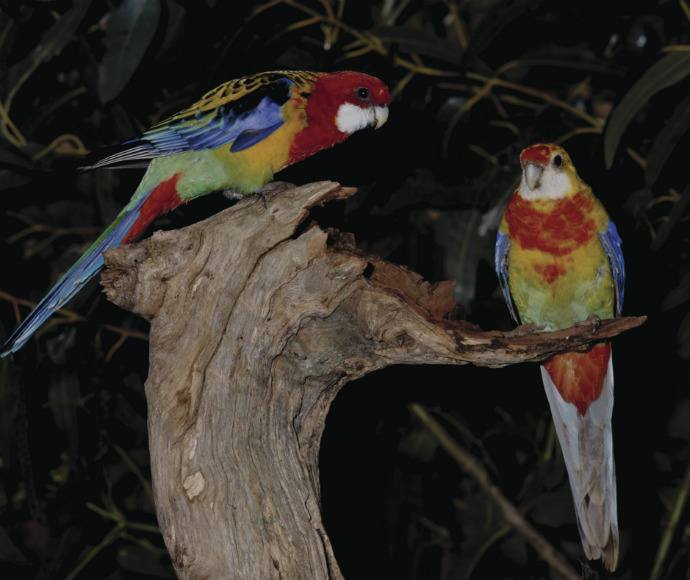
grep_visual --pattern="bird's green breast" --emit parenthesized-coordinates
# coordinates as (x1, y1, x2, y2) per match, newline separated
(129, 143, 283, 203)
(127, 150, 245, 205)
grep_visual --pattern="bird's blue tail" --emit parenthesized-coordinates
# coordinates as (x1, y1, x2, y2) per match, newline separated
(1, 195, 149, 357)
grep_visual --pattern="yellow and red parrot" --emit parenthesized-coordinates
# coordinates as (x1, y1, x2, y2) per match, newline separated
(495, 143, 624, 570)
(2, 70, 390, 356)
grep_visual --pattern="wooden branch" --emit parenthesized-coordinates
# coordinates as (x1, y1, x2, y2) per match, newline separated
(101, 181, 645, 579)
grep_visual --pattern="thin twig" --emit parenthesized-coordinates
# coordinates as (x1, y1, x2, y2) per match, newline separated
(411, 403, 580, 580)
(650, 460, 690, 580)
(650, 182, 690, 251)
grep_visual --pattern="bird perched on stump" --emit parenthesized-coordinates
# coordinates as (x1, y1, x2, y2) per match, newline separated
(2, 70, 390, 356)
(495, 143, 624, 570)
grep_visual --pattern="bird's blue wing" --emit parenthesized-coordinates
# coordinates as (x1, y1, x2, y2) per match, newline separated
(495, 230, 520, 323)
(599, 220, 625, 316)
(84, 76, 295, 170)
(230, 122, 285, 152)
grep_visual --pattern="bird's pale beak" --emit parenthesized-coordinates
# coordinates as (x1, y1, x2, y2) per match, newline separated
(524, 162, 543, 191)
(373, 105, 389, 129)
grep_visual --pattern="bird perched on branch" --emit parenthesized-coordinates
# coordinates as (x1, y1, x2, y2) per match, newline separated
(1, 70, 390, 356)
(495, 143, 624, 570)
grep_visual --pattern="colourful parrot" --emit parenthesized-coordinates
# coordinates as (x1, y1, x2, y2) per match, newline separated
(1, 70, 390, 357)
(495, 143, 624, 570)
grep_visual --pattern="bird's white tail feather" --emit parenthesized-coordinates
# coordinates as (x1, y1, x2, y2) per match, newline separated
(540, 354, 619, 570)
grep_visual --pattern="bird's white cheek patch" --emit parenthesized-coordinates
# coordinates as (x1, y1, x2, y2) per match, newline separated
(335, 103, 376, 134)
(520, 169, 571, 200)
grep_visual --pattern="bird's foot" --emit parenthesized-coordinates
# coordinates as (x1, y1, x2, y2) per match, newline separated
(223, 181, 295, 206)
(503, 323, 546, 338)
(575, 314, 601, 332)
(255, 181, 294, 207)
(222, 189, 246, 201)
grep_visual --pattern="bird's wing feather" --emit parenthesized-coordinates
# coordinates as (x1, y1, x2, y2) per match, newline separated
(83, 75, 299, 170)
(230, 121, 285, 153)
(495, 230, 520, 323)
(599, 220, 625, 315)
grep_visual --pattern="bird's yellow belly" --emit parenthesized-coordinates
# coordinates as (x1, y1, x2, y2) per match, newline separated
(508, 241, 615, 330)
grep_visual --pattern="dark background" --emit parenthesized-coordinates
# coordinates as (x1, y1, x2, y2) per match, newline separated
(0, 0, 688, 578)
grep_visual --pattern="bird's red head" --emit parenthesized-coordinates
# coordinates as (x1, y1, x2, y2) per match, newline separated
(313, 71, 390, 134)
(517, 143, 579, 200)
(319, 70, 390, 107)
(520, 143, 556, 166)
(288, 71, 390, 165)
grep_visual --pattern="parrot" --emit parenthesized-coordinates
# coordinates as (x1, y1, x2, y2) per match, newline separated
(1, 70, 390, 357)
(495, 143, 624, 570)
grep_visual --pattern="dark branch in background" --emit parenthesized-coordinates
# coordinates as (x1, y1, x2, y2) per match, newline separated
(411, 404, 580, 580)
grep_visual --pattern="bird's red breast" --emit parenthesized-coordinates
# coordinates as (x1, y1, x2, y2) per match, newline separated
(504, 188, 598, 257)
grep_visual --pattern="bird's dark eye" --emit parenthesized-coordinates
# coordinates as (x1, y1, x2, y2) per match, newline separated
(356, 87, 371, 101)
(552, 154, 563, 168)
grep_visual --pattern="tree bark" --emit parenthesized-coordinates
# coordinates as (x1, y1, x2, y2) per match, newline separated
(100, 181, 645, 580)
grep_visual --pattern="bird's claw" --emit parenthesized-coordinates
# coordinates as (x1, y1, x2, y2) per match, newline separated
(503, 323, 546, 338)
(222, 189, 245, 201)
(575, 314, 601, 332)
(255, 181, 294, 207)
(222, 181, 294, 207)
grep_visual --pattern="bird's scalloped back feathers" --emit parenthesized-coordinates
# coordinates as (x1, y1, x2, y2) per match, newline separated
(82, 71, 321, 171)
(172, 70, 318, 118)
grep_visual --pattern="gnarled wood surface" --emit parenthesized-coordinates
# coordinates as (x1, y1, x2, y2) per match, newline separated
(101, 181, 644, 579)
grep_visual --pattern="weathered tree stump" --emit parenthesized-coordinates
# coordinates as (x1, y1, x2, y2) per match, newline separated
(100, 181, 644, 580)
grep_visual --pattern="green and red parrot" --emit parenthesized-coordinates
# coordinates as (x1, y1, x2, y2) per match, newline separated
(495, 143, 624, 570)
(1, 70, 390, 356)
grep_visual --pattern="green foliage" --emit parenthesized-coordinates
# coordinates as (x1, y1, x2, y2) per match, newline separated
(0, 0, 688, 578)
(98, 0, 162, 104)
(603, 50, 690, 169)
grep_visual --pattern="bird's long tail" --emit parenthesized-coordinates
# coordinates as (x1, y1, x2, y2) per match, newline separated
(541, 345, 619, 570)
(1, 185, 164, 357)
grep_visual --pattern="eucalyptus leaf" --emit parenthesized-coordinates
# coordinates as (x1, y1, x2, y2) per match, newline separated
(645, 91, 690, 187)
(661, 272, 690, 311)
(604, 51, 690, 168)
(6, 0, 91, 107)
(464, 0, 549, 60)
(650, 182, 690, 251)
(678, 310, 690, 360)
(371, 26, 462, 65)
(98, 0, 161, 104)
